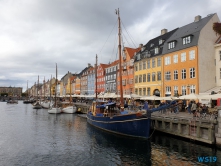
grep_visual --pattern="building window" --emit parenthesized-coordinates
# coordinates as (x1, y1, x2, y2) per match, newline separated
(139, 88, 142, 96)
(152, 58, 155, 68)
(139, 62, 142, 70)
(147, 88, 150, 96)
(166, 86, 171, 93)
(139, 75, 142, 83)
(135, 64, 138, 71)
(135, 88, 138, 95)
(190, 85, 195, 94)
(155, 47, 159, 54)
(143, 61, 146, 69)
(174, 70, 178, 80)
(135, 76, 138, 83)
(219, 51, 221, 60)
(143, 74, 146, 82)
(152, 72, 156, 81)
(165, 71, 171, 80)
(174, 86, 178, 96)
(147, 59, 151, 68)
(181, 69, 186, 79)
(181, 53, 186, 62)
(159, 39, 163, 45)
(189, 50, 195, 60)
(157, 58, 161, 67)
(220, 68, 221, 79)
(190, 68, 195, 78)
(182, 86, 186, 95)
(165, 56, 171, 65)
(173, 54, 178, 63)
(183, 36, 191, 45)
(168, 41, 175, 49)
(143, 88, 146, 96)
(147, 73, 151, 82)
(157, 71, 161, 81)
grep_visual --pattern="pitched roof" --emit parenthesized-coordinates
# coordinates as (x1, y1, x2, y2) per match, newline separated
(162, 14, 215, 54)
(125, 47, 141, 59)
(134, 28, 178, 62)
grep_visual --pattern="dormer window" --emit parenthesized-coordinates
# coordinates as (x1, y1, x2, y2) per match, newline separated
(137, 53, 140, 60)
(183, 36, 191, 45)
(154, 47, 159, 54)
(150, 43, 154, 47)
(159, 39, 163, 45)
(168, 41, 175, 49)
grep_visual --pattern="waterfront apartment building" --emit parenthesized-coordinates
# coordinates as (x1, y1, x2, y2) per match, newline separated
(87, 66, 95, 95)
(162, 14, 220, 96)
(60, 71, 73, 96)
(80, 64, 93, 95)
(134, 28, 178, 96)
(215, 36, 221, 89)
(97, 63, 108, 94)
(0, 86, 23, 97)
(105, 60, 118, 93)
(117, 47, 141, 95)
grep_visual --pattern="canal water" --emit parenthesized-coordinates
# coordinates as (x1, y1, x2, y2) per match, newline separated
(0, 101, 220, 166)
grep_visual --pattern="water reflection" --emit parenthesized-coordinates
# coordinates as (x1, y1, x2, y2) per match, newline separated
(0, 101, 220, 166)
(86, 124, 152, 166)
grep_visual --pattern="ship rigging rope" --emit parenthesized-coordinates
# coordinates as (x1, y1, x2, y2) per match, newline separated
(98, 19, 118, 63)
(121, 21, 138, 48)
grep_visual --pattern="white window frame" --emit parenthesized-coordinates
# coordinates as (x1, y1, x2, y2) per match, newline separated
(190, 85, 195, 94)
(181, 53, 186, 62)
(183, 36, 191, 45)
(165, 56, 171, 65)
(166, 86, 171, 93)
(190, 68, 195, 78)
(155, 47, 159, 54)
(165, 71, 171, 80)
(181, 69, 186, 79)
(174, 70, 178, 80)
(181, 86, 186, 95)
(174, 86, 178, 96)
(168, 41, 175, 49)
(173, 54, 178, 63)
(189, 50, 195, 60)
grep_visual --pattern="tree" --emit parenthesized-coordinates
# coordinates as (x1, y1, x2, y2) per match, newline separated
(213, 22, 221, 35)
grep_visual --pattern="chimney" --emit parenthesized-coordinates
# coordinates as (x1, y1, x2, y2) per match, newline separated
(88, 63, 91, 67)
(139, 44, 143, 48)
(194, 15, 201, 22)
(161, 29, 168, 35)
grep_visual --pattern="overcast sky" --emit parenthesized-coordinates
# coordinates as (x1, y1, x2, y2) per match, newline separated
(0, 0, 221, 92)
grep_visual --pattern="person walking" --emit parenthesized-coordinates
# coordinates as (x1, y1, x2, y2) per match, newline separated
(187, 100, 192, 114)
(191, 101, 197, 117)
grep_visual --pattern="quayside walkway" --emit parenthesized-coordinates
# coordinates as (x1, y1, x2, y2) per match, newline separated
(151, 111, 220, 145)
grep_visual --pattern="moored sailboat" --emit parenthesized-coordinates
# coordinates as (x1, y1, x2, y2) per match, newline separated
(33, 75, 42, 109)
(61, 79, 76, 113)
(87, 10, 152, 139)
(48, 63, 61, 114)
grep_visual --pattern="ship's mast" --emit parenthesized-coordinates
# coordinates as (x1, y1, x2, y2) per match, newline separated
(95, 54, 98, 100)
(116, 8, 124, 109)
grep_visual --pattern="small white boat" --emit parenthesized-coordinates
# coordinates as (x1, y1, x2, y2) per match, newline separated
(33, 101, 42, 109)
(41, 100, 53, 109)
(48, 107, 61, 114)
(48, 63, 61, 114)
(62, 105, 77, 114)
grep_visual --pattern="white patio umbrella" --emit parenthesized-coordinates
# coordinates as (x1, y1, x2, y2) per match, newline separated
(198, 94, 221, 100)
(140, 95, 160, 100)
(178, 93, 200, 100)
(130, 94, 141, 99)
